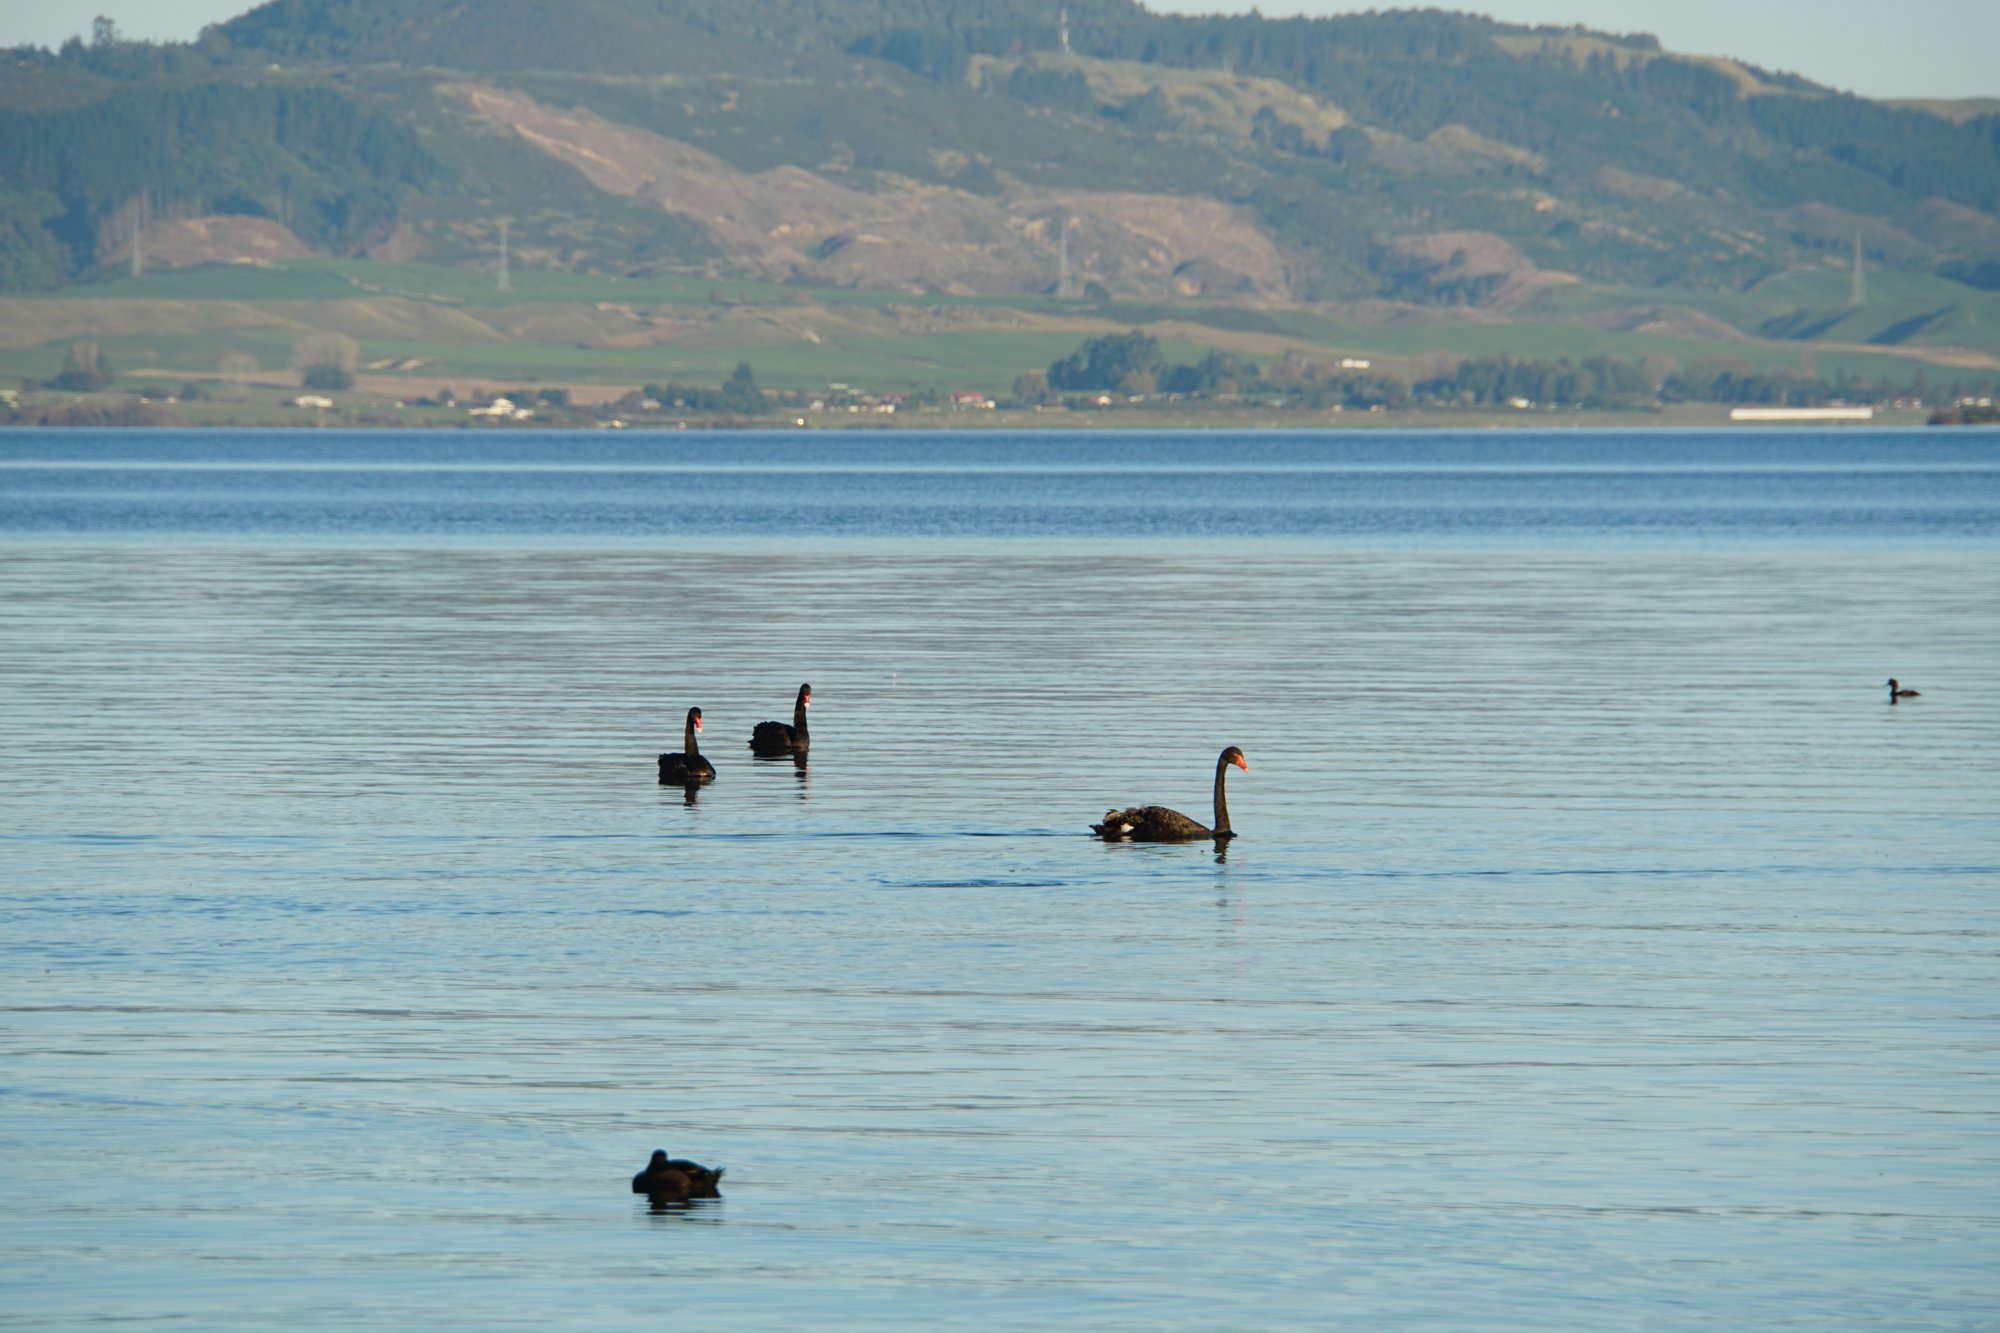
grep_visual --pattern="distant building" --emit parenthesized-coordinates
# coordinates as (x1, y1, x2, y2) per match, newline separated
(469, 396, 534, 420)
(1728, 407, 1874, 423)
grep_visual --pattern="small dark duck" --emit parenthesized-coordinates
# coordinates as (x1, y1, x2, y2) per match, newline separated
(1887, 678, 1920, 702)
(631, 1149, 725, 1200)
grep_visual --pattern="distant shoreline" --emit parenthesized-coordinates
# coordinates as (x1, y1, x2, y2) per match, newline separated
(0, 401, 1953, 434)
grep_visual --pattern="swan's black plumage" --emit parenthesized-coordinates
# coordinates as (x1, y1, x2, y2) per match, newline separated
(1094, 747, 1248, 841)
(659, 707, 716, 784)
(750, 684, 811, 756)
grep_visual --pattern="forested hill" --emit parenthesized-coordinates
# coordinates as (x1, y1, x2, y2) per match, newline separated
(1, 0, 1996, 309)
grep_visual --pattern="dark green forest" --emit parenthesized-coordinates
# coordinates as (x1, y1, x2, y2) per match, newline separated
(0, 81, 443, 277)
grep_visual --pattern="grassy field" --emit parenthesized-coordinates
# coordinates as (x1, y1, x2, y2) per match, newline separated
(1534, 266, 2000, 360)
(4, 259, 1995, 408)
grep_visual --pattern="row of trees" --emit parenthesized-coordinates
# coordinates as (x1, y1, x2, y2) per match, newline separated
(1020, 332, 1413, 409)
(628, 363, 769, 416)
(28, 331, 1993, 415)
(1023, 332, 1990, 410)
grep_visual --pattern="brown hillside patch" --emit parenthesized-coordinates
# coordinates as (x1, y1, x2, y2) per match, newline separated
(1493, 33, 1648, 70)
(1683, 55, 1782, 98)
(446, 83, 1299, 301)
(1386, 231, 1534, 275)
(1899, 200, 2000, 253)
(1012, 191, 1297, 300)
(1493, 35, 1783, 99)
(1889, 98, 2000, 125)
(1594, 167, 1690, 205)
(1424, 126, 1546, 175)
(974, 55, 1350, 144)
(100, 216, 313, 270)
(1381, 231, 1578, 314)
(348, 375, 635, 406)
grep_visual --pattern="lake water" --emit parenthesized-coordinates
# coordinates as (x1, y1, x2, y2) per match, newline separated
(2, 429, 1997, 1329)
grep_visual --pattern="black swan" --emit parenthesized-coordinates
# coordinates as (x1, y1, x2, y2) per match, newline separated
(658, 707, 717, 785)
(750, 683, 811, 756)
(1094, 746, 1248, 841)
(1887, 678, 1920, 702)
(631, 1149, 725, 1200)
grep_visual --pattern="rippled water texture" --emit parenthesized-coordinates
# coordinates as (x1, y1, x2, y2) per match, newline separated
(2, 430, 1997, 1329)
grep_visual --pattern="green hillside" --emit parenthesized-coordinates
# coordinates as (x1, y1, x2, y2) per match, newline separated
(1, 0, 1996, 420)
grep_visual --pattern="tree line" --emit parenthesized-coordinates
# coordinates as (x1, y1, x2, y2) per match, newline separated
(1021, 331, 1988, 411)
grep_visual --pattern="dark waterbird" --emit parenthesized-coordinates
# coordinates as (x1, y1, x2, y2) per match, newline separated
(658, 706, 717, 785)
(631, 1149, 725, 1200)
(750, 683, 811, 756)
(1887, 678, 1920, 702)
(1094, 746, 1249, 841)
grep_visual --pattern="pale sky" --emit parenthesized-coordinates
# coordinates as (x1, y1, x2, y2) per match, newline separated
(0, 0, 1994, 101)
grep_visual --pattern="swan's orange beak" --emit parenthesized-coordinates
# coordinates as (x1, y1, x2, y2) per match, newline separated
(1236, 756, 1249, 771)
(694, 717, 703, 732)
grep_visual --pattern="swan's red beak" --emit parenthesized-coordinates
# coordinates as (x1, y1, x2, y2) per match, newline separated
(694, 717, 703, 732)
(1236, 756, 1249, 771)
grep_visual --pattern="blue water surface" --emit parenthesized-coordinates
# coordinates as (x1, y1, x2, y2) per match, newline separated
(1, 428, 1996, 1330)
(3, 427, 1996, 545)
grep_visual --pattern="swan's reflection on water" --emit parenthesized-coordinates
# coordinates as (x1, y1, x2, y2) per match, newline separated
(746, 750, 810, 797)
(641, 1194, 724, 1219)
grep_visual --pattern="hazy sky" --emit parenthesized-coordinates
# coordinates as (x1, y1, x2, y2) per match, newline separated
(1, 0, 1994, 100)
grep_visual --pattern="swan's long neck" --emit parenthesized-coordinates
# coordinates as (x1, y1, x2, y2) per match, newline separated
(794, 700, 809, 742)
(685, 717, 700, 756)
(1212, 756, 1232, 836)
